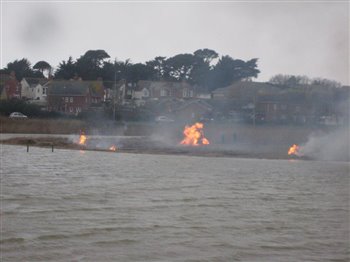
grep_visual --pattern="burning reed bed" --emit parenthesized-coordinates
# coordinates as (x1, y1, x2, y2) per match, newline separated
(3, 118, 341, 160)
(0, 135, 312, 160)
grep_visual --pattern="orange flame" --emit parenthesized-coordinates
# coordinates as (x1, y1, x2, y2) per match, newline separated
(109, 145, 117, 151)
(180, 122, 210, 146)
(288, 144, 300, 156)
(79, 133, 87, 145)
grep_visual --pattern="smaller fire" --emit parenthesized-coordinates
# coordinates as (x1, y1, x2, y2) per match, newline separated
(78, 132, 87, 146)
(109, 145, 117, 151)
(180, 122, 210, 146)
(288, 144, 301, 156)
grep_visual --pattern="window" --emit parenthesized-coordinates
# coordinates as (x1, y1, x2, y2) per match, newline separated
(182, 89, 193, 98)
(160, 89, 168, 97)
(65, 97, 68, 102)
(42, 88, 46, 95)
(143, 89, 149, 97)
(70, 97, 73, 103)
(182, 89, 188, 97)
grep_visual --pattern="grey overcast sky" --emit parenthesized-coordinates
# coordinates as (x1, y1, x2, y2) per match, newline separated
(1, 0, 349, 85)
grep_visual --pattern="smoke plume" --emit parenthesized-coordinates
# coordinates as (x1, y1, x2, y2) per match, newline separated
(300, 127, 350, 162)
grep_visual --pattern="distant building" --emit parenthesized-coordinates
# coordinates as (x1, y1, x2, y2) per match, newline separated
(21, 78, 51, 105)
(172, 99, 213, 122)
(135, 80, 195, 100)
(47, 80, 104, 115)
(211, 81, 280, 100)
(256, 100, 306, 124)
(0, 72, 21, 100)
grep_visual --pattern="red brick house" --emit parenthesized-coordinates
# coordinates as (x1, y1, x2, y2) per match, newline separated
(0, 72, 21, 100)
(135, 80, 195, 100)
(256, 91, 307, 124)
(256, 101, 305, 123)
(47, 80, 104, 115)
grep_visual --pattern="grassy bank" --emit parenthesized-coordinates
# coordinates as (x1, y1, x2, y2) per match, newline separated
(1, 117, 337, 147)
(0, 117, 87, 134)
(0, 136, 310, 161)
(1, 121, 345, 160)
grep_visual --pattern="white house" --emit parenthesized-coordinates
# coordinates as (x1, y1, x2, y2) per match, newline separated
(21, 78, 35, 99)
(132, 87, 150, 107)
(133, 87, 150, 100)
(21, 78, 50, 104)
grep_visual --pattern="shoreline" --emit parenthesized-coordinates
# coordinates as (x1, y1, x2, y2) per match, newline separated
(0, 136, 310, 161)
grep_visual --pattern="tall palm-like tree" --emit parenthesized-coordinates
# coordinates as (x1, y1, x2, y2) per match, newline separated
(33, 60, 52, 78)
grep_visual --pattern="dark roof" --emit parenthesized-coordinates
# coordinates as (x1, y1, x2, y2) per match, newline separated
(137, 80, 193, 91)
(48, 81, 90, 96)
(174, 99, 213, 112)
(48, 80, 105, 97)
(24, 78, 50, 86)
(212, 81, 280, 96)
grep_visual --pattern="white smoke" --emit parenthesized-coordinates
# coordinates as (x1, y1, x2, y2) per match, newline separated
(300, 127, 350, 162)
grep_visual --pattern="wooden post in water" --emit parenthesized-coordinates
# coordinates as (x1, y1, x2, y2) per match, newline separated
(52, 144, 54, 152)
(27, 144, 29, 152)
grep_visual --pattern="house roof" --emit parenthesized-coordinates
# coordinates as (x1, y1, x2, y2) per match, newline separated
(137, 80, 193, 91)
(260, 89, 307, 102)
(48, 80, 105, 97)
(23, 78, 50, 86)
(48, 80, 90, 96)
(212, 81, 281, 97)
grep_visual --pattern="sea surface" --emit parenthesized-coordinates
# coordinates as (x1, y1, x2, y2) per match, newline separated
(1, 144, 349, 261)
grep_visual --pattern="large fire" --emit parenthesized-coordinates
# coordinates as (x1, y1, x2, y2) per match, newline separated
(180, 122, 210, 146)
(78, 133, 87, 145)
(288, 144, 301, 156)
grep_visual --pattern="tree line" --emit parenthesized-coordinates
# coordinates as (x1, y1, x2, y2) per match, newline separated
(269, 74, 342, 89)
(0, 49, 260, 91)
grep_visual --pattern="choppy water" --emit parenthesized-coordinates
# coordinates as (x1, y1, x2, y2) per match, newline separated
(1, 144, 349, 261)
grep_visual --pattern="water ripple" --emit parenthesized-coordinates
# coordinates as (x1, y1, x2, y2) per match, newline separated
(2, 145, 349, 262)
